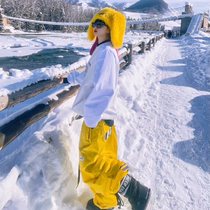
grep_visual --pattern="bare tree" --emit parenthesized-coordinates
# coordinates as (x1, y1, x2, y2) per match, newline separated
(1, 0, 98, 32)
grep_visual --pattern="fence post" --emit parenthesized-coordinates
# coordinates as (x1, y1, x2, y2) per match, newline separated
(0, 7, 4, 32)
(128, 43, 133, 65)
(141, 42, 145, 53)
(148, 40, 151, 50)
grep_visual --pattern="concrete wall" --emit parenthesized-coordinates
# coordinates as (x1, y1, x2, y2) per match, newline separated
(202, 13, 209, 28)
(180, 17, 192, 35)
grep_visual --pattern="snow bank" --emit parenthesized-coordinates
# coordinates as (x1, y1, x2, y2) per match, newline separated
(181, 31, 210, 90)
(0, 56, 90, 96)
(0, 95, 92, 210)
(0, 167, 26, 210)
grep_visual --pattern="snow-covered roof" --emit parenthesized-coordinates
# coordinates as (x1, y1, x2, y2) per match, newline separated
(185, 2, 193, 7)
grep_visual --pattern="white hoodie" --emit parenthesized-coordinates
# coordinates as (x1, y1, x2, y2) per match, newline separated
(67, 41, 120, 128)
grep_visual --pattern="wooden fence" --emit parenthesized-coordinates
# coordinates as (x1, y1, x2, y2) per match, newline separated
(0, 33, 164, 150)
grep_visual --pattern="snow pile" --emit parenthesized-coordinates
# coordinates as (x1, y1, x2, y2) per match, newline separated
(0, 109, 85, 210)
(181, 31, 210, 90)
(0, 167, 26, 210)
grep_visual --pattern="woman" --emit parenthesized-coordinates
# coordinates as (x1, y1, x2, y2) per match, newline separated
(62, 8, 151, 210)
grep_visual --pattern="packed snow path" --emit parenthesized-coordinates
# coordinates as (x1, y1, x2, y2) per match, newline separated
(117, 38, 210, 210)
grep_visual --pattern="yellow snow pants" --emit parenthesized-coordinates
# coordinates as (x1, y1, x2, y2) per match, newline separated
(79, 120, 128, 209)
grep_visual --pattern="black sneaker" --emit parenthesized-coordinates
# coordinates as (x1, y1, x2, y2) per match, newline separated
(86, 199, 114, 210)
(124, 176, 151, 210)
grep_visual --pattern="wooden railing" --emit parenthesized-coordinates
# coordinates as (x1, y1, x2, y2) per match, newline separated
(0, 33, 164, 150)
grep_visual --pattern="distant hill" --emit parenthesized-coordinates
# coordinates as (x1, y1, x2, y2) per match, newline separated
(67, 0, 132, 11)
(67, 0, 114, 9)
(125, 0, 170, 15)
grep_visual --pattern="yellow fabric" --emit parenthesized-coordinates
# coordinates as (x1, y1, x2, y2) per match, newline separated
(88, 8, 126, 49)
(79, 120, 128, 209)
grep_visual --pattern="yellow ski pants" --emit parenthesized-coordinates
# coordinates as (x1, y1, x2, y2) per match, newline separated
(79, 120, 128, 209)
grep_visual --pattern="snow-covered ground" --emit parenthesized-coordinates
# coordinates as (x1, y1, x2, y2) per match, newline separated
(181, 31, 210, 90)
(0, 31, 210, 210)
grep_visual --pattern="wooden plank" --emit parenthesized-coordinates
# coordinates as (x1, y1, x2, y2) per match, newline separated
(133, 49, 140, 54)
(0, 133, 5, 150)
(0, 95, 9, 111)
(7, 78, 62, 108)
(148, 40, 152, 50)
(133, 41, 143, 48)
(141, 42, 146, 53)
(48, 85, 80, 112)
(0, 66, 86, 112)
(128, 44, 133, 65)
(0, 85, 80, 150)
(119, 51, 129, 60)
(153, 38, 156, 47)
(120, 61, 127, 70)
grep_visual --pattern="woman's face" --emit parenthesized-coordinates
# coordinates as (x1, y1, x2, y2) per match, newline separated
(93, 25, 110, 37)
(92, 20, 110, 38)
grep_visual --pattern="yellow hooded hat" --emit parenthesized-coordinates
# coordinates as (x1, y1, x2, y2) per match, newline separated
(88, 8, 126, 49)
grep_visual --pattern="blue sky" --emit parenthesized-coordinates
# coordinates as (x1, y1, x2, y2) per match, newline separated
(106, 0, 210, 13)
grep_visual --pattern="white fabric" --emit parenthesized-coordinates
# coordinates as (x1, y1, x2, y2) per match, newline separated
(67, 41, 120, 128)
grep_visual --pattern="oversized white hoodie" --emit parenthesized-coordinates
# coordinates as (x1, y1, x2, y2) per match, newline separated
(67, 41, 120, 128)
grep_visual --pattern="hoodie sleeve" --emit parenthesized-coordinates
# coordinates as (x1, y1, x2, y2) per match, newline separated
(83, 48, 118, 128)
(67, 68, 87, 85)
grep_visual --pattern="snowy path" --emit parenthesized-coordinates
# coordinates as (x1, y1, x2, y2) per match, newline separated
(116, 38, 210, 210)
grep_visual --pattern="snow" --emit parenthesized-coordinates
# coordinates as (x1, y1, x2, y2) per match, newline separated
(181, 31, 210, 89)
(186, 14, 204, 35)
(0, 32, 159, 96)
(0, 33, 92, 57)
(0, 31, 210, 210)
(126, 13, 193, 25)
(2, 14, 90, 26)
(0, 55, 90, 97)
(124, 11, 153, 20)
(160, 20, 181, 30)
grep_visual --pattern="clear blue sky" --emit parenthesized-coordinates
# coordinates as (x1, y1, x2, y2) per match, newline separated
(106, 0, 210, 13)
